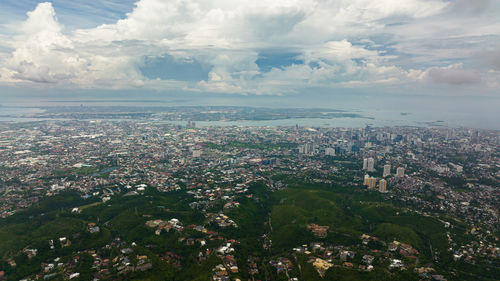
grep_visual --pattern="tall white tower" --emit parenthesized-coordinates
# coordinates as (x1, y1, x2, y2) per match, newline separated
(396, 167, 405, 178)
(383, 164, 391, 177)
(367, 157, 375, 172)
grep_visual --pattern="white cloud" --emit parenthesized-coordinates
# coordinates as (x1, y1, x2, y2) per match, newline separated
(6, 3, 78, 83)
(1, 2, 146, 87)
(425, 64, 482, 85)
(305, 40, 380, 62)
(0, 0, 498, 95)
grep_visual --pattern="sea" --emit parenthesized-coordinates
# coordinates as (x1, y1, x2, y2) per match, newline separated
(0, 92, 498, 130)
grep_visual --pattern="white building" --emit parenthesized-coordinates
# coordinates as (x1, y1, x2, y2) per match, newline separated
(383, 164, 391, 177)
(367, 157, 375, 172)
(396, 167, 405, 177)
(325, 147, 335, 156)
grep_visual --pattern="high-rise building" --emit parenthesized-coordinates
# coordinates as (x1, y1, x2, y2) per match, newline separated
(396, 167, 405, 177)
(299, 145, 304, 154)
(299, 143, 313, 155)
(325, 147, 335, 156)
(368, 177, 377, 189)
(363, 158, 368, 170)
(470, 130, 479, 144)
(379, 179, 387, 193)
(383, 164, 391, 177)
(299, 143, 314, 155)
(367, 157, 375, 172)
(364, 174, 370, 186)
(186, 121, 196, 128)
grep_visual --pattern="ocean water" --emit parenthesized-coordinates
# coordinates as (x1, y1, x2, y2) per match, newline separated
(0, 93, 498, 130)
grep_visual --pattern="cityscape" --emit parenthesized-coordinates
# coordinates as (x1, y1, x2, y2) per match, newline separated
(0, 113, 498, 280)
(0, 0, 499, 280)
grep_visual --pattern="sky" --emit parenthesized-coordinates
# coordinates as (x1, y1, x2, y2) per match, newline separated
(0, 0, 499, 100)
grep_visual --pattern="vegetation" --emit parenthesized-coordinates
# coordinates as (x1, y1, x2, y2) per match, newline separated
(0, 182, 497, 280)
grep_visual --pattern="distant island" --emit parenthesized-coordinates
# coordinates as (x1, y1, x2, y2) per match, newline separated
(7, 106, 373, 122)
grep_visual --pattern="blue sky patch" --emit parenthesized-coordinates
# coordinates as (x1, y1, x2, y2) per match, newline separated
(140, 55, 210, 81)
(256, 52, 303, 72)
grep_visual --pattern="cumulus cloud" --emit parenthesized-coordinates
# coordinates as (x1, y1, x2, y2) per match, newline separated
(0, 0, 498, 95)
(426, 64, 481, 85)
(2, 2, 148, 88)
(6, 3, 79, 83)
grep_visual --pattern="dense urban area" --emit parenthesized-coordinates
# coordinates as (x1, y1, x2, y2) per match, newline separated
(0, 115, 498, 281)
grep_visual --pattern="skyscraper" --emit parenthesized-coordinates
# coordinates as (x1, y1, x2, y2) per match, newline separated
(367, 157, 375, 172)
(301, 143, 313, 155)
(470, 130, 479, 144)
(383, 164, 391, 177)
(379, 179, 387, 193)
(299, 143, 313, 155)
(368, 177, 377, 189)
(396, 167, 405, 177)
(364, 174, 370, 186)
(363, 158, 368, 170)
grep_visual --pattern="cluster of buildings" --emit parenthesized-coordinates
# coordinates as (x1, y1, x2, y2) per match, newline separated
(287, 234, 423, 278)
(0, 119, 498, 280)
(211, 241, 242, 280)
(209, 213, 238, 228)
(145, 218, 184, 235)
(363, 175, 387, 192)
(2, 122, 496, 228)
(362, 158, 405, 192)
(12, 238, 152, 280)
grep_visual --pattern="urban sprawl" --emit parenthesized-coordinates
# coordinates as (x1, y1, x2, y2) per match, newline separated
(0, 120, 498, 281)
